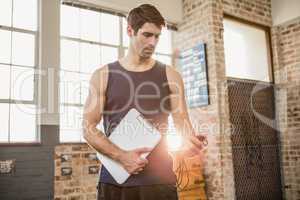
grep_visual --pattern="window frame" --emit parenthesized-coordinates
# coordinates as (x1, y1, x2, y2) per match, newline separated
(59, 6, 124, 143)
(223, 14, 274, 83)
(0, 0, 40, 144)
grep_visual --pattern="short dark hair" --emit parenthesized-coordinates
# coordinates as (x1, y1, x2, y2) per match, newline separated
(127, 4, 165, 34)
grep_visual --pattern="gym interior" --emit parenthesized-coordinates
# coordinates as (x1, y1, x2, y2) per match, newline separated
(0, 0, 299, 199)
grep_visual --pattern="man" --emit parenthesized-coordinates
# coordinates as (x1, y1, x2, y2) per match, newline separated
(82, 4, 206, 200)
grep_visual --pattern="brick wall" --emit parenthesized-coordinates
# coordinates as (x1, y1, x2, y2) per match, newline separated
(54, 144, 100, 200)
(54, 144, 209, 200)
(174, 1, 227, 199)
(222, 0, 272, 26)
(173, 0, 273, 199)
(272, 16, 300, 200)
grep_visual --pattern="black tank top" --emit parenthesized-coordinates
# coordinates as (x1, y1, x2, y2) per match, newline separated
(99, 60, 177, 186)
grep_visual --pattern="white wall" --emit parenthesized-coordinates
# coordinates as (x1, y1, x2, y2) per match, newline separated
(272, 0, 300, 25)
(77, 0, 183, 24)
(38, 0, 60, 125)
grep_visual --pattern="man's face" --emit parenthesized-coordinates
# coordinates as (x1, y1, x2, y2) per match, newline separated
(128, 22, 162, 59)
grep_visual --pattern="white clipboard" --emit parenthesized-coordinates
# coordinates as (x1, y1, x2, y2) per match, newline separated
(97, 108, 162, 184)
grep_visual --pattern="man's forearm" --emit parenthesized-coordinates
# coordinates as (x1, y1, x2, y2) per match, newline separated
(83, 127, 125, 162)
(172, 113, 195, 138)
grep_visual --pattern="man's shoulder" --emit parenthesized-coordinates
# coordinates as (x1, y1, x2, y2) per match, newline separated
(89, 65, 109, 92)
(93, 60, 119, 73)
(165, 65, 183, 82)
(92, 64, 109, 78)
(165, 65, 184, 93)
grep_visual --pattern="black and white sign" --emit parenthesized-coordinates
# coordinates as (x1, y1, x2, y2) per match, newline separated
(0, 160, 15, 174)
(179, 43, 209, 107)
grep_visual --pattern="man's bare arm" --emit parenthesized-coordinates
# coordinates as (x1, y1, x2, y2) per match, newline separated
(166, 66, 205, 154)
(82, 66, 125, 161)
(82, 66, 150, 174)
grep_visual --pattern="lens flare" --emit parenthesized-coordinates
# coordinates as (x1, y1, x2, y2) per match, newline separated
(167, 134, 182, 152)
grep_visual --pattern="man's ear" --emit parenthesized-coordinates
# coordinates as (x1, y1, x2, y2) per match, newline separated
(127, 25, 135, 37)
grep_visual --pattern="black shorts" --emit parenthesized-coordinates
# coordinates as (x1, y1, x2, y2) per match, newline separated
(97, 182, 178, 200)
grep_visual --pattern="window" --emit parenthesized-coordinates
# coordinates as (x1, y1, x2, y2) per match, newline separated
(0, 0, 38, 143)
(60, 5, 120, 142)
(223, 18, 272, 82)
(60, 4, 174, 142)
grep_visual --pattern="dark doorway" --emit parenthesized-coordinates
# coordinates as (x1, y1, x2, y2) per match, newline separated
(228, 78, 282, 200)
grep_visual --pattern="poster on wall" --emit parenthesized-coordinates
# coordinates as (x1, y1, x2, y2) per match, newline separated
(179, 43, 209, 108)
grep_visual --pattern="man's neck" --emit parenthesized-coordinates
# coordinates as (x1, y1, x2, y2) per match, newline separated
(120, 50, 155, 70)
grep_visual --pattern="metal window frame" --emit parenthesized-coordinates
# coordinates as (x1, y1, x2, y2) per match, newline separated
(223, 14, 274, 83)
(0, 0, 40, 144)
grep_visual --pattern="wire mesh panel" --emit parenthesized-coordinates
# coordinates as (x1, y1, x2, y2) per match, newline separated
(228, 79, 282, 200)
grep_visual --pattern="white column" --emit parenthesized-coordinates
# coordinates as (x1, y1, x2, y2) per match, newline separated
(37, 0, 60, 125)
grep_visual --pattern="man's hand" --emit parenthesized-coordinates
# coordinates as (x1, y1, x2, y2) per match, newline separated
(183, 135, 207, 157)
(118, 147, 152, 174)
